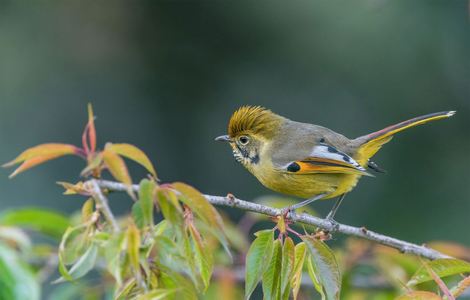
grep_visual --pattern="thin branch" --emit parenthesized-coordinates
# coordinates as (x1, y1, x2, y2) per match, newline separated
(88, 179, 120, 233)
(95, 179, 450, 260)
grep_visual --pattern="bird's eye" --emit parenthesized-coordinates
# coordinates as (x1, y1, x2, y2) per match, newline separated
(239, 135, 249, 145)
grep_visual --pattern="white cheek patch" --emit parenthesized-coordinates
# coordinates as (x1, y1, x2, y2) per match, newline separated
(311, 143, 366, 172)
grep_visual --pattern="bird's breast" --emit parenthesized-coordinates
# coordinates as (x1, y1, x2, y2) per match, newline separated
(249, 161, 361, 199)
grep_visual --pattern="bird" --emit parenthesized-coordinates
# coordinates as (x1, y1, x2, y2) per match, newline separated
(215, 106, 455, 223)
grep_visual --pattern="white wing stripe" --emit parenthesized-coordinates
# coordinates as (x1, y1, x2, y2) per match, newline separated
(310, 144, 366, 172)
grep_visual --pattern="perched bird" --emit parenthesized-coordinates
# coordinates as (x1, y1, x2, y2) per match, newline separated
(215, 106, 455, 222)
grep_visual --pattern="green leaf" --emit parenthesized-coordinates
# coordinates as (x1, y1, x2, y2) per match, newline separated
(159, 269, 198, 300)
(245, 229, 274, 299)
(139, 179, 155, 227)
(280, 237, 295, 299)
(156, 189, 183, 227)
(54, 244, 98, 283)
(132, 202, 145, 229)
(104, 232, 126, 287)
(172, 182, 230, 258)
(0, 242, 40, 300)
(136, 289, 178, 300)
(408, 258, 470, 286)
(302, 236, 341, 300)
(0, 208, 70, 240)
(291, 242, 307, 300)
(126, 222, 141, 274)
(262, 239, 282, 300)
(307, 254, 325, 300)
(189, 224, 213, 292)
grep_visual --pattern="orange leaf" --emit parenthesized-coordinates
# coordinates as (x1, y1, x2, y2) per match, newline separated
(106, 143, 157, 178)
(4, 144, 78, 177)
(396, 291, 442, 300)
(87, 103, 96, 153)
(102, 148, 132, 185)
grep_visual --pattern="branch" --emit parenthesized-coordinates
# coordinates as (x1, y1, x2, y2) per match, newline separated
(87, 179, 120, 233)
(95, 179, 450, 260)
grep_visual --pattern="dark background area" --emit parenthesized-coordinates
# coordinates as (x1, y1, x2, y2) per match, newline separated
(0, 1, 468, 247)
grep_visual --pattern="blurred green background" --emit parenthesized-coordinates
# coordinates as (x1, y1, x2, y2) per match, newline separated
(0, 1, 468, 247)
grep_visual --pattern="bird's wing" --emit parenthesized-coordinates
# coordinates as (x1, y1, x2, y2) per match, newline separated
(282, 143, 372, 176)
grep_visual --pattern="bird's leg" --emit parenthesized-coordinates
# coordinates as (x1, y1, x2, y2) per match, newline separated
(324, 193, 347, 232)
(280, 193, 327, 218)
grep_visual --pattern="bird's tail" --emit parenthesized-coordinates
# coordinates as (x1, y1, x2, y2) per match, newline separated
(352, 111, 456, 165)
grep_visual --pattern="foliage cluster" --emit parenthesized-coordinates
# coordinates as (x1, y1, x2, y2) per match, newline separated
(0, 105, 469, 299)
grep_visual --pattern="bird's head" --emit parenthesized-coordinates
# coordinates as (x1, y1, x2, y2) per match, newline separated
(215, 106, 285, 167)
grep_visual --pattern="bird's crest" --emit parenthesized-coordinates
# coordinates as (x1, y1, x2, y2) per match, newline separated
(228, 106, 284, 138)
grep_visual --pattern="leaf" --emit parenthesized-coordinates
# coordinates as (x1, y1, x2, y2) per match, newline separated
(189, 223, 213, 292)
(126, 222, 141, 274)
(54, 244, 98, 283)
(102, 147, 132, 185)
(408, 258, 470, 286)
(307, 253, 326, 300)
(139, 179, 156, 227)
(0, 208, 70, 239)
(107, 143, 157, 178)
(396, 291, 442, 300)
(291, 242, 307, 300)
(156, 189, 183, 227)
(136, 289, 178, 300)
(280, 237, 295, 299)
(262, 239, 282, 300)
(87, 103, 96, 153)
(302, 236, 341, 300)
(0, 243, 41, 300)
(0, 227, 31, 252)
(4, 143, 79, 177)
(159, 269, 198, 300)
(172, 182, 230, 257)
(103, 232, 126, 287)
(421, 260, 454, 300)
(80, 153, 103, 177)
(450, 275, 470, 298)
(132, 202, 145, 229)
(57, 181, 87, 195)
(81, 198, 94, 223)
(245, 229, 274, 299)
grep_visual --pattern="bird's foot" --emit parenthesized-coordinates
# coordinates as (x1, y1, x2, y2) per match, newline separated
(280, 206, 297, 221)
(325, 217, 340, 233)
(315, 215, 339, 237)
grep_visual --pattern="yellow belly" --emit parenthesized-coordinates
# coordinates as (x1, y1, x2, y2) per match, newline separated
(252, 166, 361, 199)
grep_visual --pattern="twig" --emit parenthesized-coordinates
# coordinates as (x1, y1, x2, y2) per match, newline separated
(94, 179, 450, 260)
(88, 179, 120, 233)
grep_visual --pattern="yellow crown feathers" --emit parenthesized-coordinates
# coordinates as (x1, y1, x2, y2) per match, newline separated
(228, 106, 284, 138)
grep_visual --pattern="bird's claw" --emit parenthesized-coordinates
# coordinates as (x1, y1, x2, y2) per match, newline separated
(280, 206, 297, 220)
(326, 216, 340, 233)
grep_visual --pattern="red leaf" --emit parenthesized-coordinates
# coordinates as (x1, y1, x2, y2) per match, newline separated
(87, 103, 96, 153)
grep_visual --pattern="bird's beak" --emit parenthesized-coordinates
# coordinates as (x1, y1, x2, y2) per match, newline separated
(215, 135, 230, 142)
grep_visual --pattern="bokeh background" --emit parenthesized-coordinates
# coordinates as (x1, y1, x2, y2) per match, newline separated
(0, 1, 469, 250)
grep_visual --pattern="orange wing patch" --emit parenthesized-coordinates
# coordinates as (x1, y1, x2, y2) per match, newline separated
(286, 157, 372, 176)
